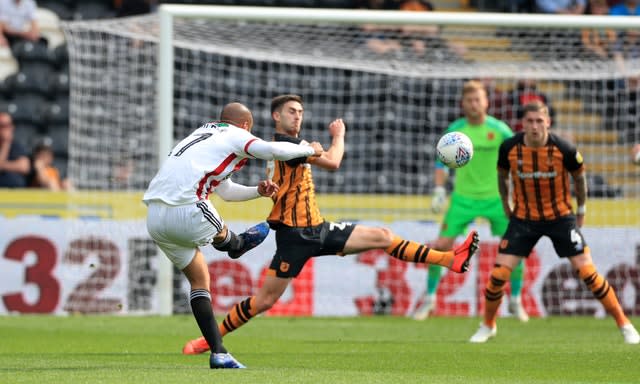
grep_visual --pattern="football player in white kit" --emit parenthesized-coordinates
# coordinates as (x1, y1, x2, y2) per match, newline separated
(143, 102, 322, 369)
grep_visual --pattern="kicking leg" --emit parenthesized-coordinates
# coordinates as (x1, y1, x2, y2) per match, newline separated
(213, 223, 270, 259)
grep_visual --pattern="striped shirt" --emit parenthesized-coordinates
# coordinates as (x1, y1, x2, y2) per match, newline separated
(498, 132, 584, 221)
(267, 133, 323, 227)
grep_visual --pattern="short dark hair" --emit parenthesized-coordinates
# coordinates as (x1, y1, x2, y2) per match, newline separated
(33, 143, 53, 156)
(522, 100, 549, 117)
(270, 94, 303, 114)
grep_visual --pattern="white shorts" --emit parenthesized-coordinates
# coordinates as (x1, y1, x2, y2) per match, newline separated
(146, 200, 224, 270)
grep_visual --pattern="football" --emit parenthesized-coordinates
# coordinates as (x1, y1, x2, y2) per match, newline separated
(436, 131, 474, 168)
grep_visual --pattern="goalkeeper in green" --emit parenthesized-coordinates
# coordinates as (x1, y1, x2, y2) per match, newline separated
(413, 80, 528, 321)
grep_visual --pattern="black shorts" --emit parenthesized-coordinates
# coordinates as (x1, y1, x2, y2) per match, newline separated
(499, 215, 587, 258)
(269, 221, 356, 278)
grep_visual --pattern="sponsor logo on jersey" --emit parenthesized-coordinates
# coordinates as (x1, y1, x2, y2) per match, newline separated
(517, 170, 557, 179)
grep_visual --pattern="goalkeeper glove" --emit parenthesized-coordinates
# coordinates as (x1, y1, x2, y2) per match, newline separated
(431, 186, 447, 214)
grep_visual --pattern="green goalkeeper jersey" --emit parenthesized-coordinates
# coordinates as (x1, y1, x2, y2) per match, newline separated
(437, 115, 513, 199)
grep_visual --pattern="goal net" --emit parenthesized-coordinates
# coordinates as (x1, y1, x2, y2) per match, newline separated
(61, 7, 640, 317)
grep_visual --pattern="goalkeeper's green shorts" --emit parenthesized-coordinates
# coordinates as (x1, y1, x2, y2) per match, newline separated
(440, 193, 508, 238)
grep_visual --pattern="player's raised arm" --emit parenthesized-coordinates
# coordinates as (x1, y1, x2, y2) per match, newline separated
(311, 118, 345, 171)
(246, 139, 323, 161)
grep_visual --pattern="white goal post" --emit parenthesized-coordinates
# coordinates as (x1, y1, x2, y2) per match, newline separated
(60, 6, 640, 317)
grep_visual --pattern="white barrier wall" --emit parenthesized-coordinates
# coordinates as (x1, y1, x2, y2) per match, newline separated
(1, 217, 638, 317)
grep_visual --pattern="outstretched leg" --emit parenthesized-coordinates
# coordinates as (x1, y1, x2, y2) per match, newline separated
(342, 226, 479, 273)
(386, 230, 479, 273)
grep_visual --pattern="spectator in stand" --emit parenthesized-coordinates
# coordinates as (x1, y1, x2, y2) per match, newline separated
(609, 0, 640, 14)
(0, 0, 40, 47)
(507, 79, 555, 132)
(612, 29, 640, 75)
(581, 0, 617, 60)
(29, 142, 70, 190)
(396, 0, 466, 59)
(535, 0, 586, 14)
(609, 1, 640, 75)
(359, 0, 406, 56)
(0, 112, 30, 188)
(360, 0, 464, 60)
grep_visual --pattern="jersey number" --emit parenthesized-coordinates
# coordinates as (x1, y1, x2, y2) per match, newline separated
(329, 222, 351, 231)
(173, 133, 212, 156)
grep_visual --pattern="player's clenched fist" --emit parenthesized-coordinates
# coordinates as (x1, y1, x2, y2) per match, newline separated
(257, 180, 279, 197)
(308, 141, 324, 157)
(329, 118, 346, 138)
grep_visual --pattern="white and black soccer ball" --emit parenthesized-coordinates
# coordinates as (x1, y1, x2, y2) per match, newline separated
(436, 131, 474, 169)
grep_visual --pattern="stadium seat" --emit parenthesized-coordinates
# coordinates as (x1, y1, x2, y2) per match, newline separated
(45, 123, 69, 156)
(19, 60, 55, 83)
(11, 39, 50, 62)
(51, 44, 69, 73)
(48, 72, 70, 100)
(42, 99, 70, 126)
(11, 40, 55, 82)
(13, 122, 43, 150)
(587, 174, 622, 198)
(0, 78, 12, 99)
(38, 0, 75, 20)
(73, 0, 116, 20)
(7, 94, 48, 127)
(4, 71, 51, 98)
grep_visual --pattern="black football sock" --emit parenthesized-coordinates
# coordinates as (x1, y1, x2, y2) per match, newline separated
(190, 289, 227, 354)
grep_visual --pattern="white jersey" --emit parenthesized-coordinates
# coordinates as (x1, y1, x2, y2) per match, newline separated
(0, 0, 36, 32)
(143, 122, 261, 205)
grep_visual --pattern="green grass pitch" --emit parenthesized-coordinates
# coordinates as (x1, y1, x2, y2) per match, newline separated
(1, 315, 639, 384)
